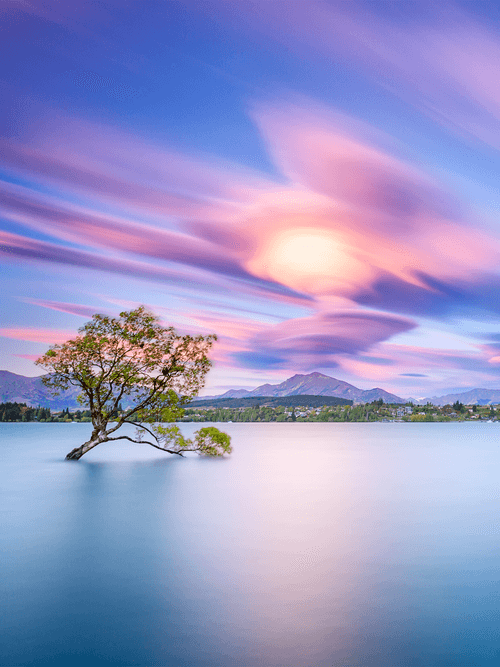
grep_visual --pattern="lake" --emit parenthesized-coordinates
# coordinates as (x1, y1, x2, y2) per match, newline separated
(1, 422, 499, 666)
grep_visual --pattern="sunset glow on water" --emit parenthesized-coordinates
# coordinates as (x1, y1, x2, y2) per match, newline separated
(2, 422, 498, 666)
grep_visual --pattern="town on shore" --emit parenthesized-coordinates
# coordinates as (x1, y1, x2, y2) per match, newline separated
(2, 399, 499, 423)
(182, 399, 498, 422)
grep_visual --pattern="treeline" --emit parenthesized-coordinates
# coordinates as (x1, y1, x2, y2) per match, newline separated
(182, 400, 500, 423)
(0, 403, 93, 422)
(0, 403, 51, 422)
(183, 403, 382, 423)
(189, 395, 352, 409)
(3, 400, 499, 424)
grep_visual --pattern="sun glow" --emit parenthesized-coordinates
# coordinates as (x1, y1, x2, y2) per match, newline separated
(247, 227, 369, 293)
(275, 229, 343, 275)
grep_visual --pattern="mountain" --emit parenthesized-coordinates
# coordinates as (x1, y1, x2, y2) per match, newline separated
(0, 369, 404, 409)
(0, 370, 81, 410)
(202, 372, 404, 404)
(210, 388, 253, 399)
(424, 388, 500, 406)
(5, 367, 500, 409)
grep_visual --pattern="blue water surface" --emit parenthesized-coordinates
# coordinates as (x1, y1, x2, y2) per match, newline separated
(1, 422, 499, 666)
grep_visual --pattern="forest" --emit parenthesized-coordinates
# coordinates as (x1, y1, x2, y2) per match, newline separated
(0, 403, 91, 422)
(182, 400, 500, 423)
(2, 400, 499, 423)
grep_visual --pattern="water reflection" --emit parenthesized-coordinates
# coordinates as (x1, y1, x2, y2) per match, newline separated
(1, 423, 499, 666)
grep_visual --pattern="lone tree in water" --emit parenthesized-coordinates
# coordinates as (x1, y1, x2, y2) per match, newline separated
(35, 307, 231, 460)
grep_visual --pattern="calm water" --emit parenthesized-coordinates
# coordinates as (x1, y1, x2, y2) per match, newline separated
(1, 422, 499, 666)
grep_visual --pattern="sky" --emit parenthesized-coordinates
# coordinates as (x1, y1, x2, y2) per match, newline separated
(3, 1, 500, 398)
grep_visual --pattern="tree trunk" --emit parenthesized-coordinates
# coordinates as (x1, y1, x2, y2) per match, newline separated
(65, 432, 108, 460)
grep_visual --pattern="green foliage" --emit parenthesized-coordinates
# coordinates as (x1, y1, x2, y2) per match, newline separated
(0, 403, 51, 422)
(36, 306, 215, 416)
(195, 427, 232, 456)
(182, 400, 500, 423)
(35, 307, 231, 459)
(189, 395, 351, 409)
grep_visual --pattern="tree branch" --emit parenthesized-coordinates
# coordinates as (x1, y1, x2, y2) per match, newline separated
(106, 419, 158, 440)
(106, 434, 185, 456)
(118, 376, 162, 422)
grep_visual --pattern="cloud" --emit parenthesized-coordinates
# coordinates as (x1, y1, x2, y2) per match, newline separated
(353, 270, 500, 319)
(211, 0, 500, 150)
(14, 354, 42, 361)
(242, 101, 500, 318)
(0, 112, 273, 216)
(233, 351, 288, 371)
(22, 299, 102, 318)
(0, 229, 309, 304)
(3, 98, 499, 326)
(0, 229, 211, 286)
(0, 327, 75, 344)
(252, 100, 457, 225)
(0, 180, 254, 281)
(4, 87, 500, 389)
(380, 342, 500, 380)
(234, 310, 416, 370)
(479, 333, 500, 342)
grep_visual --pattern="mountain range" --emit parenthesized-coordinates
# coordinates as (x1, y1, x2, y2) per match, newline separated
(0, 370, 81, 410)
(2, 369, 500, 408)
(424, 388, 500, 406)
(200, 372, 405, 404)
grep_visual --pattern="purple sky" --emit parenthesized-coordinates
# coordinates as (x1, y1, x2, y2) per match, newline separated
(3, 0, 500, 397)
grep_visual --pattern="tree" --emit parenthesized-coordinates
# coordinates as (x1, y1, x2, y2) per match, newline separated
(35, 307, 232, 460)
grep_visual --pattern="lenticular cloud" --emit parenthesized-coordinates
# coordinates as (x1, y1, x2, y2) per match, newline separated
(3, 95, 500, 378)
(235, 311, 416, 370)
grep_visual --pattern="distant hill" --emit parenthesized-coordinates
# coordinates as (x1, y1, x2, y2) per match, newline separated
(0, 370, 137, 410)
(189, 394, 353, 409)
(0, 369, 424, 410)
(0, 371, 81, 410)
(200, 372, 405, 404)
(206, 388, 252, 399)
(424, 388, 500, 406)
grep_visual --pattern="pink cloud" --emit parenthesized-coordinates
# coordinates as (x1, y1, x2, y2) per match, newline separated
(173, 311, 276, 367)
(0, 111, 274, 217)
(0, 327, 75, 344)
(5, 98, 498, 315)
(252, 100, 455, 223)
(362, 341, 500, 386)
(0, 181, 252, 280)
(210, 0, 500, 150)
(298, 337, 500, 393)
(188, 312, 267, 341)
(191, 101, 499, 305)
(3, 94, 500, 337)
(235, 310, 416, 370)
(0, 229, 308, 305)
(4, 90, 500, 375)
(22, 299, 103, 318)
(14, 354, 42, 361)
